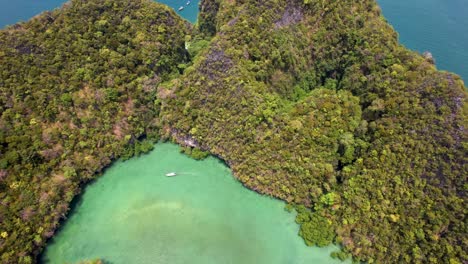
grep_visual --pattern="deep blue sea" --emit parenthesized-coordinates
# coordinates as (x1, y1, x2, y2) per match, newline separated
(0, 0, 466, 81)
(378, 0, 467, 82)
(0, 0, 199, 25)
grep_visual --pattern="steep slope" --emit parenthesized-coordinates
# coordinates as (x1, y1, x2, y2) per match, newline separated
(0, 0, 466, 263)
(0, 0, 188, 262)
(162, 0, 467, 262)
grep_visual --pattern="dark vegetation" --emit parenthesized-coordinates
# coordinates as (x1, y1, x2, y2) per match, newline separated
(162, 0, 467, 263)
(0, 0, 466, 263)
(0, 0, 188, 262)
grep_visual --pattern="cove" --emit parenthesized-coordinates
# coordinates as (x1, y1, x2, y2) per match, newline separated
(41, 143, 347, 264)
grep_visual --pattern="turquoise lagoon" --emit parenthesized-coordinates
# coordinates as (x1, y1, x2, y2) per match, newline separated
(41, 143, 346, 264)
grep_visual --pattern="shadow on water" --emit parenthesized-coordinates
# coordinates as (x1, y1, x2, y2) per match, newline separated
(38, 188, 86, 263)
(37, 151, 144, 263)
(38, 163, 137, 263)
(38, 141, 186, 263)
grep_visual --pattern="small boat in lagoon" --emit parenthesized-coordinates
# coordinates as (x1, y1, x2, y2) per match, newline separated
(186, 0, 191, 5)
(178, 6, 184, 11)
(166, 172, 177, 177)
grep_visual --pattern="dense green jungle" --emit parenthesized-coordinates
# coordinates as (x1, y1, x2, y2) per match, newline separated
(0, 0, 466, 263)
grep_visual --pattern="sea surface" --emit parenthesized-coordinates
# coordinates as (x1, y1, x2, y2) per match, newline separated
(378, 0, 468, 81)
(0, 0, 199, 25)
(41, 143, 346, 264)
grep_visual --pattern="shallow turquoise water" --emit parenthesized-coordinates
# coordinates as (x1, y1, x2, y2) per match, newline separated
(0, 0, 199, 27)
(41, 143, 346, 264)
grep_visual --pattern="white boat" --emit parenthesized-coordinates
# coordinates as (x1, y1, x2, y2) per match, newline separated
(186, 1, 191, 5)
(178, 6, 184, 11)
(166, 172, 177, 177)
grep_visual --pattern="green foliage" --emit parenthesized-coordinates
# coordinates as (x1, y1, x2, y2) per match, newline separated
(180, 146, 210, 160)
(190, 148, 210, 160)
(319, 192, 339, 207)
(163, 0, 468, 263)
(0, 0, 467, 263)
(187, 38, 211, 59)
(331, 250, 350, 261)
(198, 0, 221, 37)
(0, 0, 188, 262)
(295, 206, 335, 247)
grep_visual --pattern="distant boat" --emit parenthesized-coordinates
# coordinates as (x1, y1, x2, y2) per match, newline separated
(178, 6, 184, 11)
(186, 0, 191, 5)
(166, 172, 177, 177)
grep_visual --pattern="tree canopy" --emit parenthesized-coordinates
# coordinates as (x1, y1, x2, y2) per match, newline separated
(0, 0, 188, 262)
(163, 0, 467, 263)
(0, 0, 466, 263)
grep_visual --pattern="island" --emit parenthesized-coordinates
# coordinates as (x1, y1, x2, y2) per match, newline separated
(0, 0, 466, 263)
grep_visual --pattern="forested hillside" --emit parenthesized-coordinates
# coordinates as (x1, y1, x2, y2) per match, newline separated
(0, 0, 467, 263)
(162, 0, 467, 263)
(0, 0, 188, 262)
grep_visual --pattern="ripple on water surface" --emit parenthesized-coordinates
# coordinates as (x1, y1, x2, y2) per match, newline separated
(41, 143, 347, 264)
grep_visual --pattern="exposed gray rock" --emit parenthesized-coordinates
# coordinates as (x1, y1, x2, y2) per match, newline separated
(274, 4, 303, 29)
